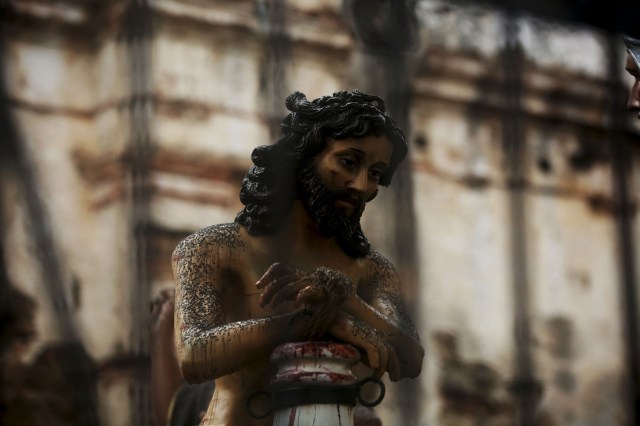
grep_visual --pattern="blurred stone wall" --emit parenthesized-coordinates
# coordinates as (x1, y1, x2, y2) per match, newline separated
(1, 0, 638, 425)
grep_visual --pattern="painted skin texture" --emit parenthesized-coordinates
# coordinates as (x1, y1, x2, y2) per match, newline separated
(173, 136, 424, 425)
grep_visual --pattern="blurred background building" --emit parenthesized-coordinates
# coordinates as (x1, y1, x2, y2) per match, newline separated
(1, 0, 639, 425)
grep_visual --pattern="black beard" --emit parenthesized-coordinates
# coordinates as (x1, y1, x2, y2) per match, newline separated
(296, 164, 370, 258)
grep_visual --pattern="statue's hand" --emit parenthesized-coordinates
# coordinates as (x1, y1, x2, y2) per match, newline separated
(257, 263, 355, 338)
(257, 263, 354, 308)
(328, 312, 401, 381)
(256, 262, 309, 309)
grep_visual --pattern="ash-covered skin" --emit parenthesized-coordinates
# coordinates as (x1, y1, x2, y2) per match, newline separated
(173, 223, 247, 381)
(173, 223, 424, 424)
(364, 252, 422, 345)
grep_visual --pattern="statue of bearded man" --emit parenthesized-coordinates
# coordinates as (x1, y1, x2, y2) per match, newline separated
(172, 90, 424, 425)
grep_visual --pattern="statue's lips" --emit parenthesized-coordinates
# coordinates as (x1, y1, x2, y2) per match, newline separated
(335, 196, 362, 211)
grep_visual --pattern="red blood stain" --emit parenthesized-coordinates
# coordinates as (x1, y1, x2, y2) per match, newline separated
(272, 342, 360, 361)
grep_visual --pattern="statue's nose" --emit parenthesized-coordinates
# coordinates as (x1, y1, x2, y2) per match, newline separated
(347, 169, 368, 194)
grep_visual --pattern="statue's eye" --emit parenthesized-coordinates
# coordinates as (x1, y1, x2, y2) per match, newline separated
(339, 157, 357, 169)
(369, 169, 382, 180)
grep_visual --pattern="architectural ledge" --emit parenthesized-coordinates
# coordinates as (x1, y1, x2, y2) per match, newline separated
(6, 0, 90, 24)
(1, 0, 128, 46)
(154, 0, 352, 51)
(73, 148, 247, 210)
(414, 48, 612, 128)
(154, 0, 257, 32)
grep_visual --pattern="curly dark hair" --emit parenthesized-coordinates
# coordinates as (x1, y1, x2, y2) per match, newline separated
(235, 90, 407, 241)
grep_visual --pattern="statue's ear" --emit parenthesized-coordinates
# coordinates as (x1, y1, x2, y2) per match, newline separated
(366, 189, 379, 202)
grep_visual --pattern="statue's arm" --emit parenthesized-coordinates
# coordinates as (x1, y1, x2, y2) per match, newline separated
(172, 226, 306, 383)
(342, 252, 424, 380)
(256, 253, 423, 380)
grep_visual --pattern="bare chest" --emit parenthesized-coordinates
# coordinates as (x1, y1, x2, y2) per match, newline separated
(218, 246, 367, 322)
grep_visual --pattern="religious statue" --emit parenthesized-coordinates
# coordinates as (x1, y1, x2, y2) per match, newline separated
(172, 90, 424, 425)
(624, 34, 640, 118)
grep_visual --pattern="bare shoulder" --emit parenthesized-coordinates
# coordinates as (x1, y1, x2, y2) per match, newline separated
(363, 250, 399, 281)
(172, 222, 248, 263)
(356, 250, 401, 304)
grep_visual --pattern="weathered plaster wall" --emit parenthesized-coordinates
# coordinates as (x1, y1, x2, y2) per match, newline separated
(3, 4, 138, 355)
(409, 3, 631, 424)
(1, 2, 137, 424)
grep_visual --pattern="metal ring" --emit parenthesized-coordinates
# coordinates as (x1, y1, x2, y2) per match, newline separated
(356, 377, 386, 407)
(246, 390, 272, 419)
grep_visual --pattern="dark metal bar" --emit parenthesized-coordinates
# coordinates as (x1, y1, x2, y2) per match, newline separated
(257, 0, 289, 141)
(500, 9, 541, 426)
(121, 0, 153, 424)
(344, 1, 422, 424)
(384, 59, 423, 426)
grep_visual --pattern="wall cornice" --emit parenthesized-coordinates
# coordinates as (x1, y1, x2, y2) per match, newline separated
(413, 46, 621, 131)
(0, 0, 128, 48)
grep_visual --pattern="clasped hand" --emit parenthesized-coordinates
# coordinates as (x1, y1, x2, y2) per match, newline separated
(256, 263, 353, 335)
(256, 263, 397, 379)
(256, 262, 352, 309)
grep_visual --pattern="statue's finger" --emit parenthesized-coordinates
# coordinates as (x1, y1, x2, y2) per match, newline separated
(364, 341, 380, 374)
(388, 346, 401, 382)
(374, 342, 389, 379)
(294, 285, 325, 307)
(269, 279, 309, 308)
(256, 262, 288, 288)
(257, 263, 301, 289)
(258, 275, 301, 307)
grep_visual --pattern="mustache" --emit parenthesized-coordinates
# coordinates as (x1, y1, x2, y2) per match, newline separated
(332, 190, 363, 204)
(330, 190, 365, 218)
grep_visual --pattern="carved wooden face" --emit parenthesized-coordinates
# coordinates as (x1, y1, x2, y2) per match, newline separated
(626, 53, 640, 118)
(313, 135, 393, 217)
